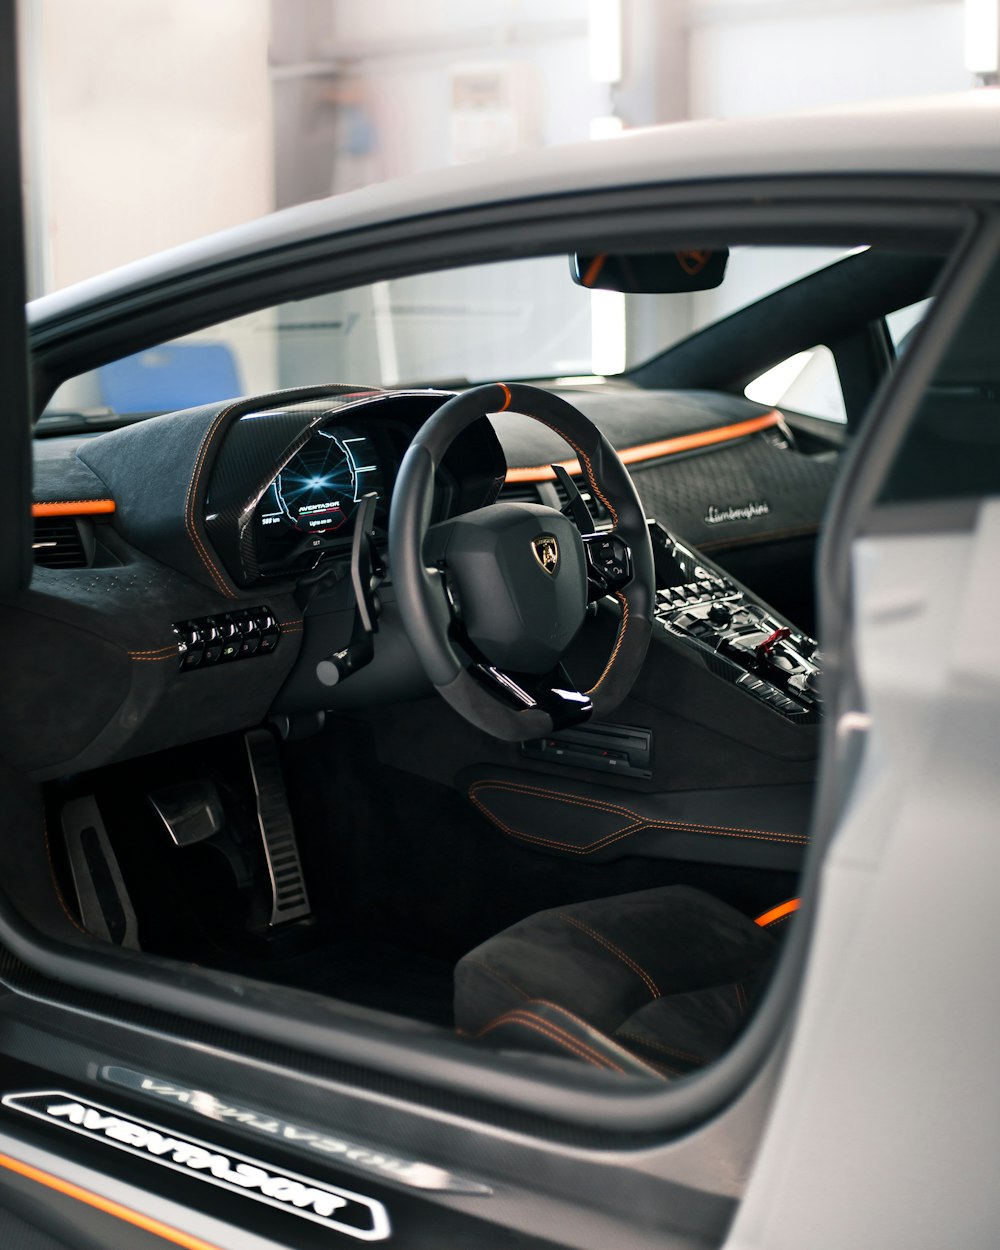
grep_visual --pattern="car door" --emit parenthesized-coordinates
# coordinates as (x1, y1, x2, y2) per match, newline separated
(725, 219, 1000, 1250)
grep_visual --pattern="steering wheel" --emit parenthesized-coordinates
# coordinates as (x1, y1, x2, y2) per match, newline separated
(389, 383, 655, 741)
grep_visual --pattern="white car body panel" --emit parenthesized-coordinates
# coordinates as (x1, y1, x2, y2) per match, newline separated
(727, 499, 1000, 1247)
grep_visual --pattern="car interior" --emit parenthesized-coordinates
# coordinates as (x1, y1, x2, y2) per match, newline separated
(15, 237, 945, 1085)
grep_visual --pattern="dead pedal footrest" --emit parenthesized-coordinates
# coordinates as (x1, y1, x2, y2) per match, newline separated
(61, 796, 139, 948)
(244, 728, 311, 925)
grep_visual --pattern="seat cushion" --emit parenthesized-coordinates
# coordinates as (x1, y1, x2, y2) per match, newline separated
(454, 885, 779, 1076)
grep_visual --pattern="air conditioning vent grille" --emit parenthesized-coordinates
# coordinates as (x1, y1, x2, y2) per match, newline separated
(33, 517, 88, 568)
(498, 482, 540, 505)
(499, 476, 611, 525)
(552, 477, 610, 524)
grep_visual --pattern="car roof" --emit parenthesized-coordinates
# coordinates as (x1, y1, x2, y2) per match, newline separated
(30, 91, 1000, 329)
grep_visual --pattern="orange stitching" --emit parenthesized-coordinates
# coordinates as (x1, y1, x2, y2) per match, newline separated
(464, 959, 531, 1000)
(486, 818, 805, 857)
(184, 405, 237, 598)
(183, 384, 382, 597)
(615, 1030, 707, 1066)
(586, 590, 628, 695)
(469, 778, 807, 839)
(559, 914, 660, 999)
(478, 1011, 624, 1073)
(128, 644, 179, 658)
(515, 1001, 665, 1078)
(534, 418, 619, 528)
(473, 780, 636, 822)
(468, 779, 807, 844)
(129, 654, 178, 663)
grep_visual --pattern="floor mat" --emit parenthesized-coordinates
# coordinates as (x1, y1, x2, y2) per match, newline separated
(246, 940, 457, 1028)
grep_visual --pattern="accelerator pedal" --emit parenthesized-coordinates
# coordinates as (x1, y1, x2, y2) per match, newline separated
(244, 728, 312, 925)
(60, 796, 139, 948)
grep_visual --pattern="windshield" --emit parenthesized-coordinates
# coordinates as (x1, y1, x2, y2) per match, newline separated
(42, 246, 853, 424)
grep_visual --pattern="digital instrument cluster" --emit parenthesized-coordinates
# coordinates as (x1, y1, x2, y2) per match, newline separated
(254, 425, 388, 573)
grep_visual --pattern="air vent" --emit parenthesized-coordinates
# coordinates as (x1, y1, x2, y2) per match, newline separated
(500, 476, 611, 526)
(552, 477, 610, 525)
(33, 516, 88, 568)
(498, 482, 541, 505)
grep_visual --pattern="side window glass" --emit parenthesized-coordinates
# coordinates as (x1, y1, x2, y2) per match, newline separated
(744, 345, 847, 423)
(886, 297, 934, 356)
(880, 261, 1000, 503)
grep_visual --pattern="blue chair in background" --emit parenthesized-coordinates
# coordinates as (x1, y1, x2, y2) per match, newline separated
(98, 342, 242, 413)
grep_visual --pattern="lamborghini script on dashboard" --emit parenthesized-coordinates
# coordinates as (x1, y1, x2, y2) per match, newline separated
(703, 500, 771, 524)
(2, 1091, 391, 1241)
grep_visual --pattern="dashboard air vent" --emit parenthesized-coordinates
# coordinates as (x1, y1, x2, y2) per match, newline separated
(33, 516, 88, 568)
(500, 476, 611, 526)
(498, 482, 541, 505)
(552, 476, 610, 525)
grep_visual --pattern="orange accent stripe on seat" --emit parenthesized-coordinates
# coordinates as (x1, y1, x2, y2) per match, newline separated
(32, 499, 116, 517)
(755, 898, 800, 927)
(504, 410, 782, 484)
(0, 1150, 224, 1250)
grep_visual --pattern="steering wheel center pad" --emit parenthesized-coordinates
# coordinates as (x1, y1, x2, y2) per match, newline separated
(389, 382, 655, 741)
(425, 502, 588, 674)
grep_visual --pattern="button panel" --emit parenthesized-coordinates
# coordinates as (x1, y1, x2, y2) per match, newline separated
(173, 607, 281, 672)
(584, 532, 634, 595)
(649, 524, 821, 722)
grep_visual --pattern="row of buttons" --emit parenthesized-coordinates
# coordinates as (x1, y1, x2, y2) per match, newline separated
(656, 577, 729, 607)
(737, 673, 803, 715)
(173, 607, 280, 672)
(585, 534, 633, 592)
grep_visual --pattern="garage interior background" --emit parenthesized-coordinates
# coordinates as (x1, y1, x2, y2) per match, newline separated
(17, 0, 995, 303)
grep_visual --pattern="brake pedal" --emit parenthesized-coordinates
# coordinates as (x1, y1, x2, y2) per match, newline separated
(60, 796, 139, 948)
(244, 729, 312, 925)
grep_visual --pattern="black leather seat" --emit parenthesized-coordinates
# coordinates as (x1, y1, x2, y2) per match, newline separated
(454, 885, 787, 1079)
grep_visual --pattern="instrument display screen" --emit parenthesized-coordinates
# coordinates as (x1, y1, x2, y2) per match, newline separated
(255, 425, 387, 570)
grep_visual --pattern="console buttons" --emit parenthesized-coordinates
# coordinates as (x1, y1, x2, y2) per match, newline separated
(172, 607, 281, 672)
(179, 647, 203, 671)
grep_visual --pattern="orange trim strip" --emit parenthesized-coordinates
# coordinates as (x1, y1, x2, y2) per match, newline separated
(32, 499, 116, 518)
(0, 1149, 224, 1250)
(495, 382, 512, 412)
(755, 898, 800, 927)
(505, 410, 782, 483)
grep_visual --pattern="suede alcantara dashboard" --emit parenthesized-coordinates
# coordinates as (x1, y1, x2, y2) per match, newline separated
(16, 380, 833, 904)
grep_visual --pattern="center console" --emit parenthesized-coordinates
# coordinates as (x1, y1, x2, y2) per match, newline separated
(649, 521, 822, 722)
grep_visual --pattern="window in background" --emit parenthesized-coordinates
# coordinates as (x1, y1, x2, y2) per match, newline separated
(745, 347, 847, 424)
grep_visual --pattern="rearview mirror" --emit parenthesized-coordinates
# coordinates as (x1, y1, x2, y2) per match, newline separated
(570, 249, 729, 293)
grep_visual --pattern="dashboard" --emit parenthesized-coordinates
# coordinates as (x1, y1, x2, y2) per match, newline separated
(201, 391, 504, 587)
(18, 381, 838, 783)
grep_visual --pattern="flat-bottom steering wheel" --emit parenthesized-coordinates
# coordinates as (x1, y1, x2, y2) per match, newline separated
(389, 382, 655, 741)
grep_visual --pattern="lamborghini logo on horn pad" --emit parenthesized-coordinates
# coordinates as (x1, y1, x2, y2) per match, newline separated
(532, 535, 559, 575)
